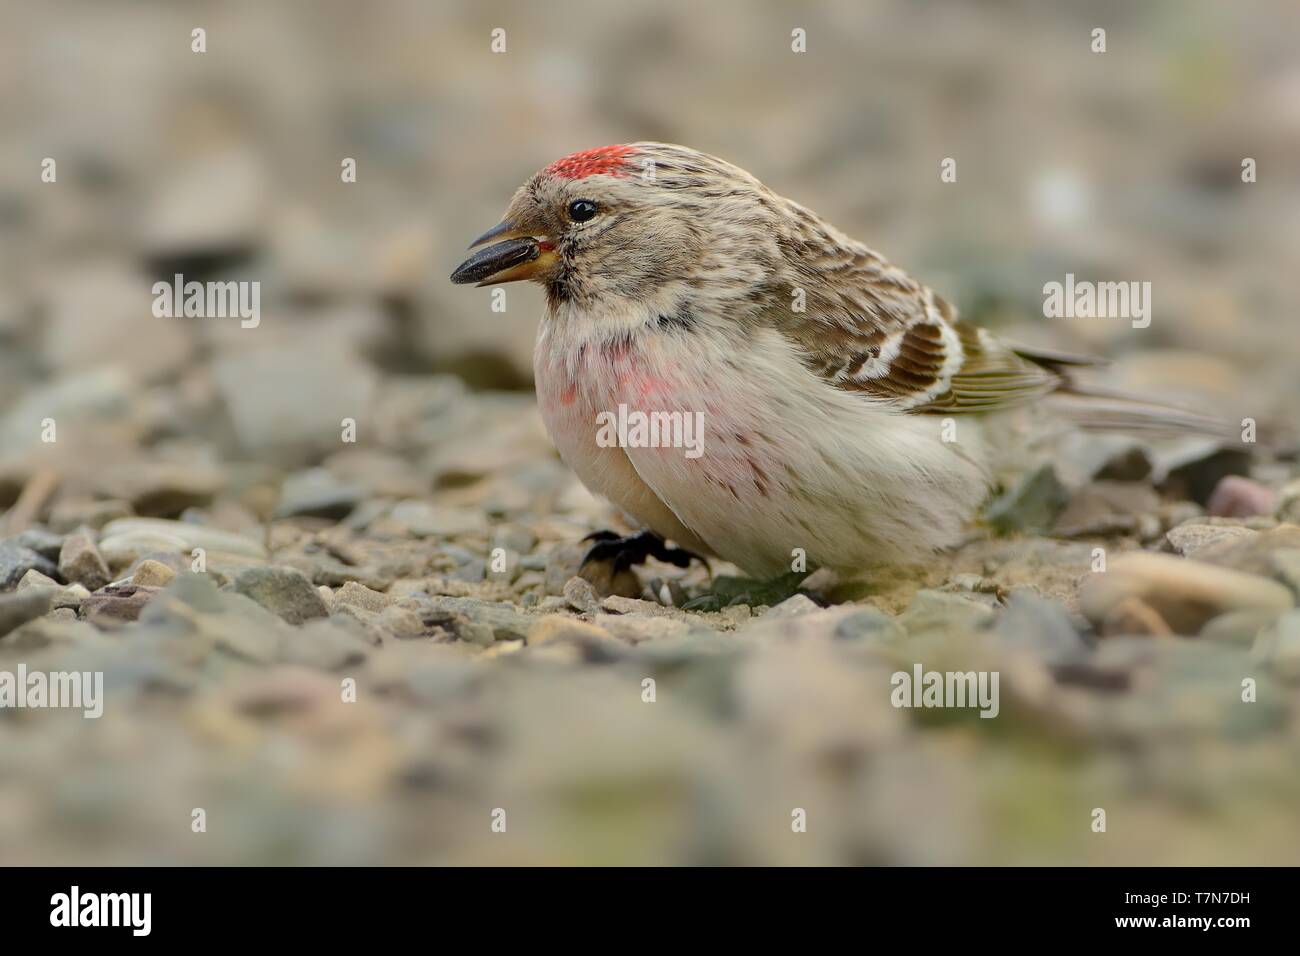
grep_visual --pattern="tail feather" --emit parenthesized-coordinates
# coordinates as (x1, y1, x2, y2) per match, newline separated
(1048, 383, 1235, 439)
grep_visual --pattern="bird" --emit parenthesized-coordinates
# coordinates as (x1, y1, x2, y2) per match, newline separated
(450, 142, 1210, 580)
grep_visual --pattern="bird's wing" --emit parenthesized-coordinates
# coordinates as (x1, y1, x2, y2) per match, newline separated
(771, 228, 1080, 415)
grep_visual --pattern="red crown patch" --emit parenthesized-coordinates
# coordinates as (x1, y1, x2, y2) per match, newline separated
(544, 144, 637, 180)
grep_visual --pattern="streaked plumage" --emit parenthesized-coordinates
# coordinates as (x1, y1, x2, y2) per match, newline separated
(451, 142, 1206, 578)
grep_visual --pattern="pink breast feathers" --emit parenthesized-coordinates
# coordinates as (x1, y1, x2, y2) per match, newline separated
(544, 145, 637, 180)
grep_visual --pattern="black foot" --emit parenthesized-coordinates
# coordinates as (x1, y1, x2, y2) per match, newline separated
(581, 530, 708, 575)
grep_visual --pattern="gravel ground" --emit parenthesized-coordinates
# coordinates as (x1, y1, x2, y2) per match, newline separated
(2, 365, 1300, 864)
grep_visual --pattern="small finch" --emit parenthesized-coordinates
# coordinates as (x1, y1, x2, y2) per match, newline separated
(451, 143, 1209, 578)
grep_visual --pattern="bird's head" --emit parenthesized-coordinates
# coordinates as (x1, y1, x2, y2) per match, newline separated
(450, 143, 786, 317)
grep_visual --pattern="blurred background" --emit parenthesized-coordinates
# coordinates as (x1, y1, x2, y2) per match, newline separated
(0, 0, 1298, 865)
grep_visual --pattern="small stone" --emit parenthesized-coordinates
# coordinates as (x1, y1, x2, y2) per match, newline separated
(995, 592, 1087, 663)
(544, 542, 585, 595)
(52, 583, 90, 610)
(1094, 444, 1154, 482)
(9, 527, 64, 560)
(1159, 444, 1251, 507)
(1079, 552, 1295, 635)
(1207, 475, 1277, 518)
(97, 462, 223, 518)
(281, 619, 372, 670)
(379, 605, 431, 640)
(274, 468, 365, 520)
(0, 540, 58, 589)
(562, 576, 599, 613)
(131, 558, 177, 588)
(599, 595, 688, 618)
(100, 517, 266, 557)
(764, 593, 821, 618)
(231, 566, 330, 626)
(1165, 522, 1257, 558)
(333, 580, 391, 614)
(599, 614, 697, 643)
(527, 615, 626, 656)
(79, 584, 161, 627)
(1054, 481, 1160, 537)
(17, 568, 59, 590)
(388, 500, 488, 537)
(17, 570, 88, 611)
(985, 464, 1069, 535)
(413, 596, 531, 643)
(1193, 525, 1300, 577)
(0, 589, 53, 637)
(832, 607, 906, 642)
(899, 589, 996, 633)
(57, 532, 111, 591)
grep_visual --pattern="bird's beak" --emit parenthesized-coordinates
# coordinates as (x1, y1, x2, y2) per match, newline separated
(449, 219, 558, 286)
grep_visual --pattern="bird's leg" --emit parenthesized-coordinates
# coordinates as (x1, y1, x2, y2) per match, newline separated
(580, 529, 708, 575)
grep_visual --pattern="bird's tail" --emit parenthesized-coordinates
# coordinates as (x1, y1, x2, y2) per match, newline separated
(1011, 343, 1235, 439)
(1049, 382, 1236, 439)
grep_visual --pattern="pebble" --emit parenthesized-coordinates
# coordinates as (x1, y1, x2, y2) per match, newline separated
(414, 596, 532, 643)
(1055, 481, 1161, 538)
(1165, 523, 1257, 557)
(332, 581, 391, 614)
(832, 607, 906, 643)
(281, 619, 372, 670)
(1207, 475, 1277, 518)
(0, 540, 58, 589)
(16, 570, 88, 611)
(387, 500, 488, 537)
(99, 517, 266, 560)
(763, 593, 822, 618)
(1079, 552, 1295, 635)
(274, 468, 366, 520)
(131, 559, 177, 588)
(9, 527, 65, 560)
(0, 589, 53, 637)
(1193, 525, 1300, 577)
(231, 566, 331, 626)
(79, 585, 161, 627)
(16, 568, 59, 590)
(527, 615, 626, 658)
(984, 464, 1069, 534)
(899, 589, 997, 633)
(995, 592, 1087, 663)
(57, 531, 111, 591)
(562, 576, 599, 614)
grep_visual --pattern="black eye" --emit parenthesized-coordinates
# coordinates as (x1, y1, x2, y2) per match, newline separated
(568, 199, 599, 222)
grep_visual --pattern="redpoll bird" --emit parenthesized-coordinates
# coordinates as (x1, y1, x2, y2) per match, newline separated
(451, 143, 1202, 578)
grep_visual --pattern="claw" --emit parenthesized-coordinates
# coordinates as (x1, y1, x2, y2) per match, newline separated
(580, 529, 709, 575)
